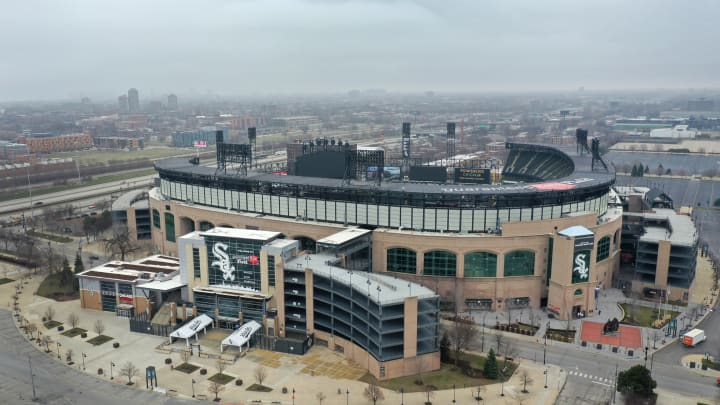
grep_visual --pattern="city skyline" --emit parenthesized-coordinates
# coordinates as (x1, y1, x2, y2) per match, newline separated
(1, 0, 719, 102)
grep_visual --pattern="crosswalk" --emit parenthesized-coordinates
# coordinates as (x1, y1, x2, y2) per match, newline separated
(567, 370, 614, 385)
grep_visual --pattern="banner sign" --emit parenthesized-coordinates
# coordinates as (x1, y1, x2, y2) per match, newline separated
(574, 235, 594, 253)
(572, 250, 591, 284)
(193, 140, 208, 148)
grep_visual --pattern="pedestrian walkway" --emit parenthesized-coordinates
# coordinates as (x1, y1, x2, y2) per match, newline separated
(566, 370, 614, 385)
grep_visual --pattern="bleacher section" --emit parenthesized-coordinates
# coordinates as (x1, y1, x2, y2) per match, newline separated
(502, 144, 575, 182)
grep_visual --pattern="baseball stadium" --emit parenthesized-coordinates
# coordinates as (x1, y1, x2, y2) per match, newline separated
(133, 125, 621, 378)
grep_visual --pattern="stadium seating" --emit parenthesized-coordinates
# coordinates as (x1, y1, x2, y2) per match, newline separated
(502, 144, 574, 181)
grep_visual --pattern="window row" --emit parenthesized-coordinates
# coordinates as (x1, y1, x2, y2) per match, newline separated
(387, 248, 535, 278)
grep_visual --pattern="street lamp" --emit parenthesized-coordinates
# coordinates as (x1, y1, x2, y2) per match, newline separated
(346, 388, 349, 405)
(452, 383, 456, 403)
(544, 321, 550, 365)
(481, 311, 487, 352)
(28, 356, 37, 401)
(292, 388, 295, 405)
(191, 379, 196, 398)
(82, 353, 87, 371)
(544, 367, 548, 388)
(110, 361, 115, 380)
(56, 341, 62, 359)
(400, 387, 404, 405)
(644, 347, 649, 368)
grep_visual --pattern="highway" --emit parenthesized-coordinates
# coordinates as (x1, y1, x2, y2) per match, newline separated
(0, 309, 192, 405)
(0, 176, 155, 217)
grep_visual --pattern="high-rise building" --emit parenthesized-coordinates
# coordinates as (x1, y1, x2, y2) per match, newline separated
(118, 94, 129, 113)
(128, 88, 140, 113)
(167, 94, 178, 111)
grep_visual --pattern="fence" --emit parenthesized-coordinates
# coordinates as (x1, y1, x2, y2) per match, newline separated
(129, 312, 173, 337)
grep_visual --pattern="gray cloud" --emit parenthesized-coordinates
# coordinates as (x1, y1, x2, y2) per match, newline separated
(0, 0, 718, 101)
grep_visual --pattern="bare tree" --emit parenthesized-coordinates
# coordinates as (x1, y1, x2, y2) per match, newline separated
(494, 330, 504, 353)
(208, 381, 225, 401)
(363, 383, 384, 405)
(93, 320, 105, 335)
(104, 226, 136, 261)
(316, 392, 327, 405)
(503, 340, 518, 368)
(41, 335, 52, 352)
(254, 365, 268, 386)
(119, 361, 138, 385)
(180, 349, 191, 364)
(449, 317, 477, 365)
(26, 323, 37, 339)
(216, 357, 227, 375)
(44, 306, 56, 321)
(520, 370, 534, 393)
(67, 312, 80, 328)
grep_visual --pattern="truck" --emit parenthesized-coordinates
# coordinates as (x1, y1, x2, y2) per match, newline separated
(682, 329, 706, 347)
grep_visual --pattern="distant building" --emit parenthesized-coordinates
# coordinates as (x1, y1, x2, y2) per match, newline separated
(688, 98, 714, 111)
(118, 94, 129, 113)
(128, 88, 140, 113)
(171, 127, 219, 148)
(167, 94, 178, 111)
(94, 137, 144, 150)
(17, 133, 93, 153)
(0, 141, 29, 161)
(649, 125, 698, 139)
(270, 116, 321, 129)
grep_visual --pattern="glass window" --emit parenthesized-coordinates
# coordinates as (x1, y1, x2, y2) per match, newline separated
(596, 236, 611, 262)
(464, 252, 497, 277)
(386, 248, 417, 274)
(164, 213, 175, 242)
(152, 209, 161, 229)
(199, 221, 214, 231)
(423, 250, 456, 277)
(192, 248, 201, 279)
(268, 254, 276, 287)
(504, 250, 535, 277)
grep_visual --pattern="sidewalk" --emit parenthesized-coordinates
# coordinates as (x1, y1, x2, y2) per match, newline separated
(3, 271, 566, 405)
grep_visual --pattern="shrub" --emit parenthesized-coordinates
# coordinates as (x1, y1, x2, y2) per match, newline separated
(165, 358, 172, 364)
(200, 368, 208, 375)
(57, 326, 64, 332)
(80, 332, 87, 338)
(236, 379, 243, 386)
(282, 387, 288, 394)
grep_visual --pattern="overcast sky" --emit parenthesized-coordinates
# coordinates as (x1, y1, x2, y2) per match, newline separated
(1, 0, 718, 102)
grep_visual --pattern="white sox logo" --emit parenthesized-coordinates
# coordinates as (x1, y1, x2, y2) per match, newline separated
(211, 242, 236, 282)
(573, 253, 589, 280)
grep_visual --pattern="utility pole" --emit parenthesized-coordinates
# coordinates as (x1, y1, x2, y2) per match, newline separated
(28, 356, 37, 401)
(612, 363, 618, 404)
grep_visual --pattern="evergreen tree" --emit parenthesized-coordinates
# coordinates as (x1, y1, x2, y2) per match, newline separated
(74, 252, 85, 274)
(631, 165, 638, 177)
(440, 331, 451, 363)
(644, 165, 649, 174)
(60, 257, 73, 287)
(483, 348, 499, 379)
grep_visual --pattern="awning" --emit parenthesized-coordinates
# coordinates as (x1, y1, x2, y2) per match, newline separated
(220, 320, 262, 352)
(169, 314, 213, 339)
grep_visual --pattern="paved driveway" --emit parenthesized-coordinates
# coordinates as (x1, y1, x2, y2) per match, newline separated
(0, 309, 192, 405)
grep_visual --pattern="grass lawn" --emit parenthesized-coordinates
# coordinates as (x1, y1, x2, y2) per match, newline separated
(174, 363, 200, 374)
(0, 278, 13, 285)
(208, 373, 234, 385)
(61, 327, 87, 337)
(620, 304, 680, 328)
(246, 384, 272, 392)
(36, 272, 79, 301)
(43, 320, 62, 329)
(27, 230, 72, 243)
(87, 335, 113, 346)
(360, 353, 517, 393)
(49, 148, 196, 164)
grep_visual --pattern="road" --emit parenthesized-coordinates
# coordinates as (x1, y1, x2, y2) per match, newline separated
(469, 327, 720, 404)
(0, 309, 193, 405)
